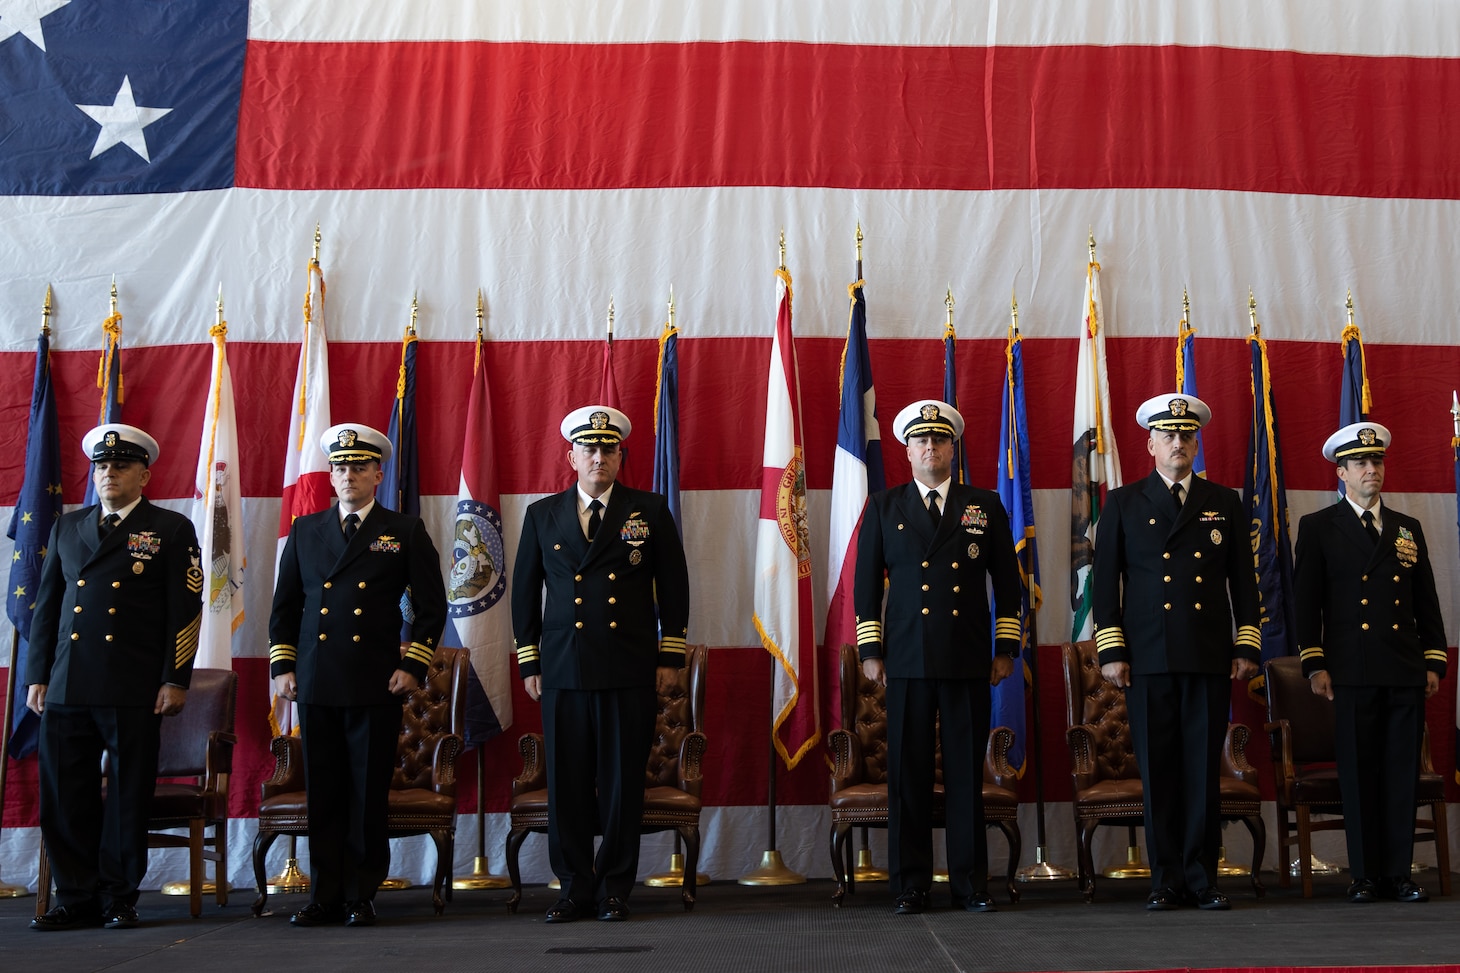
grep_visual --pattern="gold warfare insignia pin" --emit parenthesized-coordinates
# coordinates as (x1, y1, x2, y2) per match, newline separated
(1210, 529, 1223, 545)
(629, 549, 643, 565)
(104, 431, 119, 447)
(340, 428, 358, 447)
(1358, 427, 1377, 446)
(1169, 398, 1189, 417)
(967, 542, 980, 559)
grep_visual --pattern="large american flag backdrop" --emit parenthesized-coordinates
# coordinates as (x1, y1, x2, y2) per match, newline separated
(1, 1, 1458, 887)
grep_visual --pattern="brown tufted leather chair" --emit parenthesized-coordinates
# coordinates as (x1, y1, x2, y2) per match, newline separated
(251, 646, 468, 916)
(1060, 640, 1265, 901)
(827, 644, 1022, 906)
(1264, 655, 1450, 897)
(503, 644, 707, 913)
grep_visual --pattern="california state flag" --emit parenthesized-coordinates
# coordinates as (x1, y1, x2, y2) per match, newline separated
(1069, 247, 1122, 642)
(753, 264, 819, 769)
(191, 318, 244, 671)
(270, 253, 333, 735)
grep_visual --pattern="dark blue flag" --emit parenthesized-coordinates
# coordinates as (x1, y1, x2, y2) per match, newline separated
(993, 325, 1039, 773)
(7, 331, 63, 759)
(0, 0, 246, 196)
(1177, 314, 1207, 478)
(382, 328, 420, 642)
(81, 308, 124, 506)
(1244, 332, 1297, 695)
(1338, 320, 1370, 497)
(653, 321, 682, 532)
(943, 324, 971, 485)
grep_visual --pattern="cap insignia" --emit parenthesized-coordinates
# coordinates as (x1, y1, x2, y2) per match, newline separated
(590, 411, 610, 430)
(1358, 427, 1377, 446)
(104, 431, 118, 447)
(340, 428, 358, 447)
(920, 403, 940, 421)
(1168, 398, 1189, 417)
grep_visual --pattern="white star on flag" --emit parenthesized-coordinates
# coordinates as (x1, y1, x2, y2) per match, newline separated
(76, 76, 173, 162)
(0, 0, 71, 52)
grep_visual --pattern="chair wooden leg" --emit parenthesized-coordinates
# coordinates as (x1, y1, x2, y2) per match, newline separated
(504, 827, 529, 914)
(251, 828, 281, 917)
(1241, 814, 1266, 898)
(1274, 804, 1293, 889)
(1295, 806, 1315, 898)
(678, 826, 700, 912)
(829, 822, 851, 906)
(214, 820, 229, 908)
(1431, 800, 1451, 896)
(429, 829, 449, 915)
(1077, 821, 1098, 902)
(996, 820, 1021, 905)
(188, 820, 205, 918)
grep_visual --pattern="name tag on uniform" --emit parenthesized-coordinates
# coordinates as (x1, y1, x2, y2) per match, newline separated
(370, 535, 401, 553)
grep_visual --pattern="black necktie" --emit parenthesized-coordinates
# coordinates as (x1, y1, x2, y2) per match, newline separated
(587, 499, 603, 541)
(1171, 482, 1184, 512)
(99, 512, 119, 539)
(343, 512, 360, 540)
(926, 490, 941, 528)
(1361, 509, 1380, 545)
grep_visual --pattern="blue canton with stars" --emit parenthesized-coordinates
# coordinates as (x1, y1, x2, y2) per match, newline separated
(0, 0, 247, 195)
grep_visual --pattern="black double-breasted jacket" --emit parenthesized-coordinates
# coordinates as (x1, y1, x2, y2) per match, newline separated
(1092, 472, 1261, 673)
(1294, 500, 1446, 686)
(853, 482, 1022, 677)
(511, 485, 689, 690)
(269, 503, 447, 706)
(27, 497, 202, 703)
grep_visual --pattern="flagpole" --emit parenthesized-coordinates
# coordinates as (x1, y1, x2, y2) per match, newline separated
(741, 229, 807, 887)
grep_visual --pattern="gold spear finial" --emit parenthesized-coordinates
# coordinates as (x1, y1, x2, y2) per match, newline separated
(408, 290, 418, 334)
(41, 283, 53, 337)
(1182, 287, 1191, 328)
(1452, 390, 1460, 440)
(945, 286, 955, 327)
(855, 222, 863, 263)
(110, 274, 118, 316)
(312, 223, 321, 264)
(1345, 288, 1355, 328)
(779, 228, 786, 271)
(1088, 227, 1096, 262)
(607, 295, 615, 341)
(1248, 287, 1259, 336)
(667, 285, 676, 329)
(217, 282, 224, 325)
(475, 288, 484, 339)
(1010, 288, 1019, 336)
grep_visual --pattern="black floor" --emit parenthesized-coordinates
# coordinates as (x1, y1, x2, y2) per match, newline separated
(4, 873, 1460, 973)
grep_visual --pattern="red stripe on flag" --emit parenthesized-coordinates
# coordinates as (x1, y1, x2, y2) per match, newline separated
(238, 42, 1460, 198)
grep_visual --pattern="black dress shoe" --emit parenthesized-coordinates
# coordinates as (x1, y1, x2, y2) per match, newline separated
(544, 898, 583, 924)
(1347, 879, 1378, 903)
(1145, 887, 1182, 911)
(290, 903, 346, 927)
(1194, 887, 1230, 911)
(961, 891, 997, 913)
(31, 904, 103, 932)
(103, 904, 140, 929)
(597, 897, 630, 922)
(345, 900, 377, 926)
(894, 889, 929, 915)
(1386, 879, 1429, 903)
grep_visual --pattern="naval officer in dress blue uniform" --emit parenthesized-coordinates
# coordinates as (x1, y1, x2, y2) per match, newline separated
(1092, 394, 1261, 911)
(1294, 421, 1446, 903)
(853, 400, 1022, 914)
(270, 423, 447, 927)
(512, 405, 690, 923)
(27, 424, 202, 931)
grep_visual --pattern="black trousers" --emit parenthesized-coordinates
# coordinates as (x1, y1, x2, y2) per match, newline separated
(298, 701, 401, 905)
(885, 677, 990, 901)
(542, 685, 657, 905)
(38, 703, 161, 910)
(1126, 672, 1227, 894)
(1333, 684, 1425, 881)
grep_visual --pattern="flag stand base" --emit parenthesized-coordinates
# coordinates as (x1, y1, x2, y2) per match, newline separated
(1103, 845, 1151, 879)
(378, 877, 412, 891)
(645, 852, 710, 887)
(0, 880, 30, 898)
(737, 850, 805, 886)
(453, 857, 510, 890)
(1017, 846, 1077, 882)
(266, 858, 309, 895)
(852, 849, 888, 883)
(1216, 846, 1250, 877)
(161, 879, 229, 896)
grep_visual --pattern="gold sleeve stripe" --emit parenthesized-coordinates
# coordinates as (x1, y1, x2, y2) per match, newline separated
(175, 613, 201, 667)
(1424, 648, 1448, 661)
(270, 643, 297, 663)
(1234, 625, 1262, 649)
(1299, 646, 1324, 660)
(660, 636, 687, 654)
(856, 620, 883, 642)
(516, 644, 540, 663)
(1094, 627, 1126, 651)
(404, 642, 435, 667)
(994, 618, 1022, 640)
